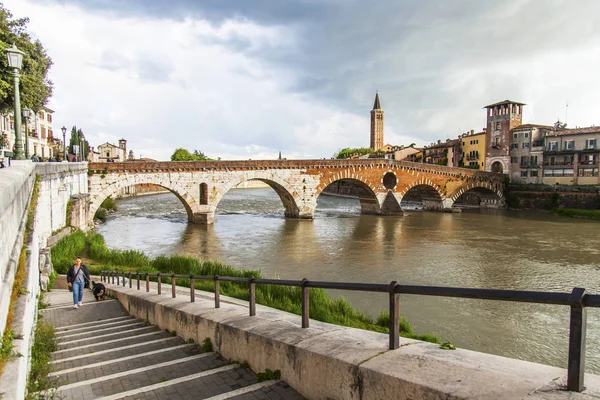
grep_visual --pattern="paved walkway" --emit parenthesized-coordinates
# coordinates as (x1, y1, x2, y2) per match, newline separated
(39, 289, 303, 400)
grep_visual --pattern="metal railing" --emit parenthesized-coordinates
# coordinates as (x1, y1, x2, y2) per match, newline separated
(100, 270, 600, 392)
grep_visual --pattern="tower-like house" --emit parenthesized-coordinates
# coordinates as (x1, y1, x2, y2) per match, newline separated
(484, 100, 525, 174)
(370, 92, 384, 151)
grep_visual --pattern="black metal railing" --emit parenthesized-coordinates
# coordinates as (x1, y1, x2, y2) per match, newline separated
(100, 270, 600, 392)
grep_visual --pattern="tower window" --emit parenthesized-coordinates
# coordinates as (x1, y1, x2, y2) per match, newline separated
(496, 122, 501, 130)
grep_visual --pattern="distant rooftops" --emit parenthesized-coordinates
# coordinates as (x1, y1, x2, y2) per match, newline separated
(547, 126, 600, 137)
(511, 124, 553, 130)
(484, 99, 526, 108)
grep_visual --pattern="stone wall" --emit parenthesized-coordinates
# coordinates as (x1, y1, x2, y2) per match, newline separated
(0, 161, 90, 400)
(506, 184, 600, 210)
(106, 283, 600, 399)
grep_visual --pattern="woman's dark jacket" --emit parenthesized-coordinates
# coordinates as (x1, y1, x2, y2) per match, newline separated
(67, 264, 91, 289)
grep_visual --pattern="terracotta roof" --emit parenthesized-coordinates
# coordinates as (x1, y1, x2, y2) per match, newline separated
(373, 92, 381, 110)
(547, 126, 600, 137)
(483, 99, 526, 108)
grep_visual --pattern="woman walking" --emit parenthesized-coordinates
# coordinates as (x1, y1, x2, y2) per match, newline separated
(67, 257, 91, 309)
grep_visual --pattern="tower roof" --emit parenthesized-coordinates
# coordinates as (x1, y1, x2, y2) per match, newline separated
(483, 99, 526, 109)
(373, 92, 382, 110)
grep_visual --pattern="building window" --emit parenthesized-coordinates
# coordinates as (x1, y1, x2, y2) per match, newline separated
(586, 139, 597, 149)
(530, 170, 538, 177)
(521, 171, 528, 177)
(530, 155, 538, 166)
(39, 111, 44, 119)
(524, 132, 529, 138)
(511, 156, 518, 164)
(548, 141, 558, 151)
(106, 152, 110, 157)
(513, 133, 518, 139)
(565, 140, 574, 150)
(578, 168, 599, 177)
(522, 142, 529, 149)
(47, 114, 52, 123)
(494, 137, 500, 146)
(496, 122, 501, 130)
(511, 143, 518, 150)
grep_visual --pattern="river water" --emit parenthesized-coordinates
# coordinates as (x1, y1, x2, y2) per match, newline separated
(97, 189, 600, 373)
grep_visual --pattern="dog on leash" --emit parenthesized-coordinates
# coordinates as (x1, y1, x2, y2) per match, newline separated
(91, 281, 106, 301)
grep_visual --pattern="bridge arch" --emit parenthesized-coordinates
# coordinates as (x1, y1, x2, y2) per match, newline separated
(212, 174, 302, 218)
(447, 183, 505, 209)
(396, 177, 445, 210)
(316, 174, 382, 215)
(89, 176, 199, 223)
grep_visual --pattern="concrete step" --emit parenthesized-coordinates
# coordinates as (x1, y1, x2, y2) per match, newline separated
(50, 327, 172, 361)
(40, 283, 305, 400)
(56, 324, 159, 350)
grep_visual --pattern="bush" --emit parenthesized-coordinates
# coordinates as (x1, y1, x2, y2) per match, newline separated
(50, 231, 86, 274)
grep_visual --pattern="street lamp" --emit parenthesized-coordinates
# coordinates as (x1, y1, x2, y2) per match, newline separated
(61, 126, 67, 161)
(5, 44, 26, 160)
(22, 107, 32, 159)
(80, 132, 85, 162)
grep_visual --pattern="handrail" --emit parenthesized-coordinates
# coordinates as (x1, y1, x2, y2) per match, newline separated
(100, 270, 597, 392)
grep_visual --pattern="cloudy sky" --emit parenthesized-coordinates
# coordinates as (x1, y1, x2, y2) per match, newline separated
(8, 0, 600, 160)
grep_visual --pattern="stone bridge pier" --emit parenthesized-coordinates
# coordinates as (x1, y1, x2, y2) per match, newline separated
(88, 160, 506, 224)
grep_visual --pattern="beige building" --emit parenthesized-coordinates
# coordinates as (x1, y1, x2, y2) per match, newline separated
(97, 139, 127, 162)
(543, 125, 600, 185)
(0, 106, 59, 160)
(459, 130, 486, 170)
(509, 124, 552, 184)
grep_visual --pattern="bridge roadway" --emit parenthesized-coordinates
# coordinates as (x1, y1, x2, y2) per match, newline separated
(88, 159, 505, 224)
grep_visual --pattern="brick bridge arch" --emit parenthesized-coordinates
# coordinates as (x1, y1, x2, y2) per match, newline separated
(88, 160, 505, 225)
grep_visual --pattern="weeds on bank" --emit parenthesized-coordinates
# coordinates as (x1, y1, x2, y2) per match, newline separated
(51, 232, 442, 344)
(201, 338, 213, 353)
(25, 320, 58, 399)
(552, 208, 600, 221)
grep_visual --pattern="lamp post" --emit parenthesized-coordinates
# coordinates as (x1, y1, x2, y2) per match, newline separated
(5, 44, 26, 160)
(61, 126, 67, 161)
(80, 133, 85, 162)
(22, 107, 32, 159)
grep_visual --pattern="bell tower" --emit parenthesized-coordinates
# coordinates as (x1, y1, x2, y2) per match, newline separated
(370, 91, 384, 151)
(484, 100, 525, 173)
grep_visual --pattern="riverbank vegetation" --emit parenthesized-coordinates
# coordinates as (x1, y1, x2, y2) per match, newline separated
(51, 232, 441, 343)
(551, 208, 600, 221)
(94, 196, 118, 222)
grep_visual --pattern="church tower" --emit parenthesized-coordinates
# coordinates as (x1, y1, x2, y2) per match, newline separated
(370, 92, 384, 151)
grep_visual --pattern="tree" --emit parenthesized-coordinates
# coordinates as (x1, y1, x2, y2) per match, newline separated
(171, 148, 212, 161)
(68, 126, 89, 160)
(0, 4, 53, 113)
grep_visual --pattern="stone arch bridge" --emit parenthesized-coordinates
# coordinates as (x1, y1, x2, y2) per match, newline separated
(88, 160, 505, 224)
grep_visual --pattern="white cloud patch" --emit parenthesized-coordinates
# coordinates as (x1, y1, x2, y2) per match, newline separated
(7, 0, 600, 159)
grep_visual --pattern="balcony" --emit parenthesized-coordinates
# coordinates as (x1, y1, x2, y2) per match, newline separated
(543, 161, 573, 167)
(520, 163, 541, 169)
(466, 155, 479, 161)
(579, 159, 598, 165)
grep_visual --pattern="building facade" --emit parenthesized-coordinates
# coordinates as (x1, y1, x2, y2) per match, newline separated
(370, 92, 384, 151)
(542, 126, 600, 185)
(484, 100, 525, 174)
(459, 130, 486, 170)
(508, 124, 552, 184)
(423, 139, 461, 167)
(0, 107, 59, 160)
(97, 139, 127, 162)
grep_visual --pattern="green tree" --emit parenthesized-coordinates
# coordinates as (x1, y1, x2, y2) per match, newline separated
(334, 147, 387, 159)
(171, 148, 212, 161)
(68, 126, 89, 160)
(0, 4, 53, 113)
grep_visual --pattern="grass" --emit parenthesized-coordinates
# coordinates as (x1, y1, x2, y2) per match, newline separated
(25, 316, 58, 398)
(51, 231, 442, 344)
(201, 338, 213, 353)
(552, 208, 600, 221)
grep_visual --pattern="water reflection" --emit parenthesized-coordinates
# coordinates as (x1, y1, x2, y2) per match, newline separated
(97, 189, 600, 373)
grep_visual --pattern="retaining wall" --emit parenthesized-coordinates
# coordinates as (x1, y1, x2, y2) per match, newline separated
(107, 283, 600, 399)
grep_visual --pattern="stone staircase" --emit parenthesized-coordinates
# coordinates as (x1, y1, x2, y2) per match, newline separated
(39, 290, 303, 400)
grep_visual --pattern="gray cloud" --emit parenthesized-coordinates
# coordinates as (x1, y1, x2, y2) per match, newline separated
(32, 0, 600, 150)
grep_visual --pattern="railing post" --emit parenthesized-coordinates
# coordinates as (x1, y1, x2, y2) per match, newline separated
(111, 270, 115, 284)
(190, 275, 195, 303)
(146, 273, 149, 292)
(101, 271, 104, 282)
(249, 278, 256, 316)
(123, 272, 126, 287)
(214, 276, 220, 308)
(301, 278, 309, 328)
(136, 272, 140, 290)
(567, 287, 587, 392)
(157, 273, 161, 295)
(129, 272, 132, 288)
(116, 270, 120, 286)
(389, 281, 400, 350)
(171, 274, 176, 298)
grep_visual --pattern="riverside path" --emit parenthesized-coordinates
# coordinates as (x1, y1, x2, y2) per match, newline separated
(39, 287, 303, 400)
